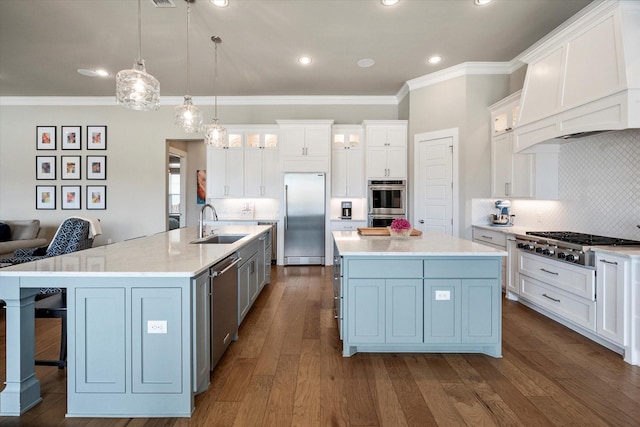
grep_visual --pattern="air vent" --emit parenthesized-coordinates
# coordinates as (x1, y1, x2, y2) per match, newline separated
(150, 0, 176, 8)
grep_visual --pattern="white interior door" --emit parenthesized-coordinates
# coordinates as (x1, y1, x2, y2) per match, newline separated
(414, 129, 458, 236)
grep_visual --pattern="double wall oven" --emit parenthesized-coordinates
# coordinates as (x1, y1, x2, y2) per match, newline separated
(367, 180, 406, 227)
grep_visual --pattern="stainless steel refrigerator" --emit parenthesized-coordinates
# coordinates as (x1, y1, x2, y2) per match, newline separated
(284, 173, 326, 265)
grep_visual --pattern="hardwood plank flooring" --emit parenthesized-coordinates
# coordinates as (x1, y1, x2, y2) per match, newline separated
(2, 265, 640, 426)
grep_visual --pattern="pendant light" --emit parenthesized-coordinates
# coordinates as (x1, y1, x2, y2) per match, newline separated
(203, 36, 228, 147)
(115, 0, 160, 111)
(174, 1, 203, 132)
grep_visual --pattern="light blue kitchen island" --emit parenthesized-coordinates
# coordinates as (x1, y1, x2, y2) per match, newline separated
(333, 230, 507, 358)
(0, 225, 271, 418)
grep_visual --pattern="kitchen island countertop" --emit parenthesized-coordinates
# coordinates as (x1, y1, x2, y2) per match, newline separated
(333, 230, 507, 257)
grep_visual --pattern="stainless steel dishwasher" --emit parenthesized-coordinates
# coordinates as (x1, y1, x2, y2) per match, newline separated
(210, 255, 241, 370)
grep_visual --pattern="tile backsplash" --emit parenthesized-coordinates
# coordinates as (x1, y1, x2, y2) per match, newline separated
(473, 129, 640, 240)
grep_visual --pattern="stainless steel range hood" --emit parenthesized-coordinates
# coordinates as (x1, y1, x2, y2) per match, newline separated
(513, 0, 640, 152)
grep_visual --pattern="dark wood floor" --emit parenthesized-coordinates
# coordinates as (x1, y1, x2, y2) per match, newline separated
(2, 266, 639, 426)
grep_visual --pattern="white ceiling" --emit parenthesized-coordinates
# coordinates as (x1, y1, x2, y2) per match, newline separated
(0, 0, 593, 98)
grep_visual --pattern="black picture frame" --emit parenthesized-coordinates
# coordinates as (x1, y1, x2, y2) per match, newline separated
(36, 156, 56, 180)
(36, 185, 56, 210)
(86, 155, 106, 180)
(61, 155, 81, 180)
(86, 185, 107, 210)
(36, 126, 56, 150)
(61, 185, 81, 210)
(86, 125, 107, 150)
(61, 125, 82, 150)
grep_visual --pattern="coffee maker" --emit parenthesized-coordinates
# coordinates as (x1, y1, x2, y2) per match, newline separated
(341, 201, 352, 219)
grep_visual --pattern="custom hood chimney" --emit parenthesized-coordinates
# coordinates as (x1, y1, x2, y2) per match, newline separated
(514, 0, 640, 152)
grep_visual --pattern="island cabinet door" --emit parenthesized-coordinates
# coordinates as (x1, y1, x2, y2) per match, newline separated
(74, 287, 126, 393)
(424, 280, 462, 343)
(386, 279, 423, 343)
(347, 279, 385, 343)
(461, 279, 501, 344)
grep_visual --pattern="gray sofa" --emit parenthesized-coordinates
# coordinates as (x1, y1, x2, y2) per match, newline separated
(0, 219, 48, 258)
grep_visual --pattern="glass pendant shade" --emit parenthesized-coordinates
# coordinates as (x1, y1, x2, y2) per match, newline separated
(204, 119, 228, 147)
(175, 96, 203, 133)
(116, 59, 160, 111)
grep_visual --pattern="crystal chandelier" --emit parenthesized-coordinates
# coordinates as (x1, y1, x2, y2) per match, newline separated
(203, 36, 228, 147)
(115, 0, 160, 111)
(174, 1, 202, 132)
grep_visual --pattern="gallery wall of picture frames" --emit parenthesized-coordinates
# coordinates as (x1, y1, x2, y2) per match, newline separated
(35, 125, 108, 210)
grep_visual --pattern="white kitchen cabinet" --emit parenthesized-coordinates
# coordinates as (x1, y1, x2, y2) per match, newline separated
(206, 135, 244, 198)
(363, 120, 407, 179)
(277, 120, 333, 172)
(332, 125, 364, 197)
(506, 237, 519, 299)
(244, 129, 280, 198)
(595, 253, 628, 346)
(238, 239, 260, 325)
(489, 93, 558, 200)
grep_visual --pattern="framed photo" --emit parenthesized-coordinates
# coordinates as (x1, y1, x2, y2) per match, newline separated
(86, 156, 106, 180)
(61, 126, 81, 150)
(61, 185, 81, 210)
(61, 155, 81, 180)
(36, 156, 56, 180)
(36, 185, 56, 210)
(86, 185, 106, 210)
(87, 125, 107, 150)
(36, 126, 56, 150)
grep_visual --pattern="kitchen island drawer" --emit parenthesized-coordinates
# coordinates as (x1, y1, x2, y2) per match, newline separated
(425, 258, 501, 279)
(346, 259, 422, 278)
(472, 228, 507, 247)
(519, 273, 596, 331)
(519, 252, 595, 300)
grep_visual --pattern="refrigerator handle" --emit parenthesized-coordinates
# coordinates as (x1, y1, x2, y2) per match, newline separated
(284, 184, 288, 230)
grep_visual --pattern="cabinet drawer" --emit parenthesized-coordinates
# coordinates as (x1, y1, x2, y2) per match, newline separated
(424, 259, 501, 279)
(519, 252, 595, 300)
(520, 273, 596, 331)
(472, 228, 507, 247)
(331, 221, 367, 231)
(347, 259, 422, 278)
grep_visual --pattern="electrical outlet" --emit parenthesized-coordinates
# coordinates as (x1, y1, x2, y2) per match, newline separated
(107, 238, 113, 244)
(435, 290, 451, 301)
(147, 320, 167, 334)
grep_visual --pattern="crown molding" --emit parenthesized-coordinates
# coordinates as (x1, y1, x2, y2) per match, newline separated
(404, 62, 513, 92)
(0, 95, 399, 107)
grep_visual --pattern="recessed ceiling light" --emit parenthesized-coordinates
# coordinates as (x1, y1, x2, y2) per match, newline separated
(298, 56, 312, 65)
(77, 68, 111, 77)
(381, 0, 399, 5)
(210, 0, 229, 7)
(427, 56, 442, 64)
(357, 58, 375, 68)
(474, 0, 492, 5)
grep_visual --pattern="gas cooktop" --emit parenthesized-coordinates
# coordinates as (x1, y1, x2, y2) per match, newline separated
(525, 231, 640, 247)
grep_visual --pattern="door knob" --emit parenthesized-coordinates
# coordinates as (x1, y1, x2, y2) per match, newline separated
(419, 220, 424, 224)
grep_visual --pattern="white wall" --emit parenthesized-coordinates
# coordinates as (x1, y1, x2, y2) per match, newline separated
(0, 102, 397, 244)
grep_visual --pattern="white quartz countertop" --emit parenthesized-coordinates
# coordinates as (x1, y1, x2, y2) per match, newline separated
(333, 231, 507, 257)
(0, 225, 271, 278)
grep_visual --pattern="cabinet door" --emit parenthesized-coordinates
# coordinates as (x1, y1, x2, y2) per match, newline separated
(305, 127, 330, 157)
(347, 279, 385, 343)
(385, 146, 407, 179)
(424, 279, 461, 343)
(280, 127, 306, 157)
(243, 148, 262, 197)
(491, 132, 511, 197)
(386, 126, 407, 147)
(366, 146, 388, 178)
(511, 151, 533, 197)
(386, 279, 423, 343)
(226, 148, 244, 197)
(238, 261, 250, 324)
(596, 254, 627, 345)
(248, 254, 259, 304)
(208, 148, 228, 198)
(261, 148, 280, 198)
(506, 238, 520, 297)
(331, 149, 348, 197)
(192, 272, 210, 394)
(461, 279, 500, 344)
(347, 148, 365, 197)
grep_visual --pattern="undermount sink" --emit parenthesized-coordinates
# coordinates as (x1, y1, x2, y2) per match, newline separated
(190, 234, 248, 244)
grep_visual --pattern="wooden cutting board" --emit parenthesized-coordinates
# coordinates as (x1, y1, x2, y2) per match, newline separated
(357, 227, 423, 236)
